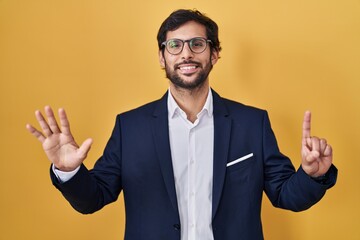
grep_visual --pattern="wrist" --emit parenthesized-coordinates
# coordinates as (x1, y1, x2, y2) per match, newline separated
(52, 164, 80, 183)
(53, 163, 79, 172)
(310, 173, 329, 184)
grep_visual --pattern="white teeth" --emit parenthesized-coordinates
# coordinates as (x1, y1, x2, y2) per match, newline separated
(180, 66, 196, 70)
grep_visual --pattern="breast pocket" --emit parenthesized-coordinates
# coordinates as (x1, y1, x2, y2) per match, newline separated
(226, 153, 255, 183)
(224, 153, 261, 200)
(227, 153, 254, 168)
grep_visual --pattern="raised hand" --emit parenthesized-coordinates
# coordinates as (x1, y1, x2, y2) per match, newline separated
(26, 106, 93, 172)
(301, 111, 333, 177)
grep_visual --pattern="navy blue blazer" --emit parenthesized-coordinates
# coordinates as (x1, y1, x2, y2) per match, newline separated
(51, 90, 337, 240)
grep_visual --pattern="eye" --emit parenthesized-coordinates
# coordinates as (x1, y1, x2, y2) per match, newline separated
(168, 40, 182, 49)
(191, 39, 205, 48)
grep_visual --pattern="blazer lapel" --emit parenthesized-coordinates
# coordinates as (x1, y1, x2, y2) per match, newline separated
(211, 90, 232, 220)
(151, 92, 179, 213)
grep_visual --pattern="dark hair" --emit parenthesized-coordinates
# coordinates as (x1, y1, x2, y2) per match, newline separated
(157, 9, 222, 54)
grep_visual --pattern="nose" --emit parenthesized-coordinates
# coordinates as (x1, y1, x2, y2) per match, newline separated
(180, 42, 194, 60)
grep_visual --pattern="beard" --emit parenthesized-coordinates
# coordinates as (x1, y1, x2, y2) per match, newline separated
(165, 59, 213, 90)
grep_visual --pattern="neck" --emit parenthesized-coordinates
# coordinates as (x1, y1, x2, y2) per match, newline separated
(170, 81, 210, 123)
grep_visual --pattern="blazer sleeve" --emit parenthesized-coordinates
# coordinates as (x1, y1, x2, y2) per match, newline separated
(50, 115, 123, 214)
(262, 111, 337, 212)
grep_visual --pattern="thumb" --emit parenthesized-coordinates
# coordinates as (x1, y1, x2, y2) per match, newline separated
(77, 138, 93, 160)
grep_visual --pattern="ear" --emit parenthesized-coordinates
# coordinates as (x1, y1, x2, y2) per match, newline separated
(210, 50, 219, 65)
(159, 50, 165, 68)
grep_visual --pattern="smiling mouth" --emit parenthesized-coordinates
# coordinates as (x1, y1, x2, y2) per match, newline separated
(177, 65, 198, 75)
(176, 62, 200, 75)
(179, 65, 197, 71)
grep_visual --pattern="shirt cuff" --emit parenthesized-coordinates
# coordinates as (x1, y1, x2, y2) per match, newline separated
(52, 164, 80, 183)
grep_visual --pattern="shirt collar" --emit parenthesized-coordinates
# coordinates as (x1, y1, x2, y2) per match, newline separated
(167, 88, 213, 119)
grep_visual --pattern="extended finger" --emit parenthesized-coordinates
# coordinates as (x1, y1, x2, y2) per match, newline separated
(26, 124, 46, 143)
(35, 109, 53, 137)
(45, 106, 61, 134)
(302, 111, 311, 146)
(58, 108, 72, 136)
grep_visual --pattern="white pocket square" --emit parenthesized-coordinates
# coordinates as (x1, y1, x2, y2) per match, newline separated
(226, 153, 254, 167)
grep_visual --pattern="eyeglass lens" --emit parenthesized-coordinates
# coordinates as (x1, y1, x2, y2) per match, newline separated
(165, 38, 208, 54)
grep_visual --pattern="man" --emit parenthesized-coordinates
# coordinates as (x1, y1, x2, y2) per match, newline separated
(26, 9, 337, 240)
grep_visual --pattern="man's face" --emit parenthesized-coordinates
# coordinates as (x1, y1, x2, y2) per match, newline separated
(159, 21, 219, 90)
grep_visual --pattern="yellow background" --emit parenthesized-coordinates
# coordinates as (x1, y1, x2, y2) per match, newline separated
(1, 0, 359, 239)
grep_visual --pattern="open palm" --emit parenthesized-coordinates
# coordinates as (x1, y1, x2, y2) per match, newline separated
(26, 106, 92, 172)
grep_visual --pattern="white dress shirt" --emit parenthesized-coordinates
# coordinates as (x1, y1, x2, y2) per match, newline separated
(167, 88, 214, 240)
(54, 88, 215, 240)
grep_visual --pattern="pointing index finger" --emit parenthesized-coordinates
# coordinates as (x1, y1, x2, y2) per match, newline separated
(302, 111, 312, 145)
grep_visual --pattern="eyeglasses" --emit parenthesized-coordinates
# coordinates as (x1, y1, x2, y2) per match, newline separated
(161, 37, 212, 55)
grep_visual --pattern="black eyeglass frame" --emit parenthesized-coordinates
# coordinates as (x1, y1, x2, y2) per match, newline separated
(161, 37, 212, 55)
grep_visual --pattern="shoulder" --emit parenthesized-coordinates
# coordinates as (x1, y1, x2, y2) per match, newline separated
(116, 93, 167, 121)
(223, 97, 269, 124)
(212, 90, 268, 120)
(222, 97, 264, 113)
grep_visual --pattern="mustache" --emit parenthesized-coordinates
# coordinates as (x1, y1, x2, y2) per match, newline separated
(174, 60, 201, 69)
